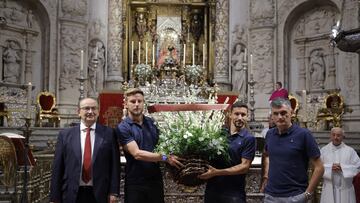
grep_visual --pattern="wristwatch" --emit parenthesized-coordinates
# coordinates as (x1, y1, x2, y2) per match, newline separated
(304, 191, 313, 200)
(162, 154, 168, 162)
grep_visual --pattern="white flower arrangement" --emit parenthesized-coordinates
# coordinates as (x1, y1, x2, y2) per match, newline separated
(185, 65, 203, 83)
(155, 109, 229, 161)
(134, 63, 152, 80)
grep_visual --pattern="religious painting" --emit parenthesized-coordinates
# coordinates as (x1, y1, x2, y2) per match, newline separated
(156, 16, 182, 68)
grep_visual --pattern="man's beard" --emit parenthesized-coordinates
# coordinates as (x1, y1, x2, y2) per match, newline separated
(234, 120, 244, 129)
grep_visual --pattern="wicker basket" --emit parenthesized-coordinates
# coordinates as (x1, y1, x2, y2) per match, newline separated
(168, 157, 209, 186)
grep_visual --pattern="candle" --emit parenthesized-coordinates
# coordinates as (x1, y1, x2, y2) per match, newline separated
(27, 82, 32, 119)
(250, 54, 253, 75)
(80, 50, 84, 71)
(152, 44, 155, 67)
(138, 41, 141, 64)
(202, 43, 205, 67)
(302, 90, 307, 109)
(183, 44, 186, 66)
(94, 45, 98, 59)
(243, 48, 247, 62)
(145, 42, 148, 65)
(192, 43, 195, 65)
(131, 41, 134, 65)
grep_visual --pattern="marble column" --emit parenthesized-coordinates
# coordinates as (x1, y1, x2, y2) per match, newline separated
(213, 0, 231, 90)
(106, 0, 124, 89)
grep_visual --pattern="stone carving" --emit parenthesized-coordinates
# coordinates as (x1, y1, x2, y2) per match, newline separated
(26, 9, 33, 28)
(231, 43, 246, 94)
(107, 0, 123, 85)
(61, 0, 87, 17)
(59, 55, 79, 90)
(135, 9, 147, 41)
(88, 40, 105, 97)
(251, 31, 273, 93)
(2, 40, 21, 83)
(59, 26, 86, 91)
(251, 0, 274, 26)
(214, 0, 229, 83)
(309, 49, 326, 90)
(2, 6, 26, 26)
(302, 7, 336, 36)
(252, 0, 273, 20)
(89, 19, 104, 39)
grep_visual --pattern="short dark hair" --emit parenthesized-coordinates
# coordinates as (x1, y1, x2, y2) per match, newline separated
(270, 98, 291, 109)
(231, 101, 248, 112)
(124, 88, 144, 98)
(276, 82, 282, 87)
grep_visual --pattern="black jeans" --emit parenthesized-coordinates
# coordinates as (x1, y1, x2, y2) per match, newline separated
(124, 180, 165, 203)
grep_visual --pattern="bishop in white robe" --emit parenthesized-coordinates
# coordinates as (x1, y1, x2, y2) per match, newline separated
(320, 127, 360, 203)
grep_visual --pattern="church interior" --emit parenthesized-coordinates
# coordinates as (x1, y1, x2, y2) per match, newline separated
(0, 0, 360, 202)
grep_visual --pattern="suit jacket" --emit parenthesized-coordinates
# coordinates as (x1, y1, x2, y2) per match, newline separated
(50, 123, 120, 203)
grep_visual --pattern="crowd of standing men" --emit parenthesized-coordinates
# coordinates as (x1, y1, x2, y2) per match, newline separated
(49, 86, 360, 203)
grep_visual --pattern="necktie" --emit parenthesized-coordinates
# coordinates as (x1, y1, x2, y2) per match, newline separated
(82, 127, 92, 183)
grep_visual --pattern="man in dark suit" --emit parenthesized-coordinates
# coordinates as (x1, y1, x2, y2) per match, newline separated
(50, 97, 120, 203)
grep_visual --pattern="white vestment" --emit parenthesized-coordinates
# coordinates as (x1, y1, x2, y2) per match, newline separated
(320, 142, 360, 203)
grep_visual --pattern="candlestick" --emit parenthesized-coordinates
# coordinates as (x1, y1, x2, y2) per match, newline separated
(202, 43, 205, 67)
(192, 43, 195, 65)
(145, 42, 148, 65)
(243, 48, 247, 62)
(131, 41, 134, 65)
(250, 54, 253, 75)
(152, 44, 155, 67)
(138, 41, 141, 64)
(183, 44, 186, 66)
(27, 82, 32, 119)
(80, 50, 84, 70)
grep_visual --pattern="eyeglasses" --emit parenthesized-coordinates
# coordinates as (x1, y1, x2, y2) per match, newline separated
(80, 106, 98, 111)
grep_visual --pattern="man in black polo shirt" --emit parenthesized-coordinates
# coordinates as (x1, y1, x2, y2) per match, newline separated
(199, 101, 256, 203)
(261, 98, 324, 203)
(116, 88, 183, 203)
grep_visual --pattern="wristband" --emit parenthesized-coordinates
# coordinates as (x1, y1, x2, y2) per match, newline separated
(162, 154, 168, 161)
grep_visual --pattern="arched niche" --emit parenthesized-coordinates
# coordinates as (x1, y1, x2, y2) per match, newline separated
(282, 0, 340, 93)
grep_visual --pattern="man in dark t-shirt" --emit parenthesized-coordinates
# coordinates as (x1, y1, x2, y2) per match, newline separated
(116, 88, 183, 203)
(261, 98, 324, 203)
(199, 102, 256, 203)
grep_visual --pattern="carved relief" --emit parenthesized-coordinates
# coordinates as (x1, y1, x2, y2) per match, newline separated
(251, 0, 274, 26)
(135, 8, 148, 41)
(309, 49, 326, 90)
(2, 40, 22, 83)
(89, 19, 105, 39)
(107, 0, 123, 82)
(87, 40, 105, 97)
(59, 25, 86, 91)
(214, 0, 229, 81)
(61, 0, 87, 17)
(302, 7, 337, 36)
(231, 43, 246, 94)
(251, 31, 273, 93)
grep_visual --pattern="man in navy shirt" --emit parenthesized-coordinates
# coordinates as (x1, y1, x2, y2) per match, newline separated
(261, 98, 324, 203)
(199, 101, 256, 203)
(116, 88, 183, 203)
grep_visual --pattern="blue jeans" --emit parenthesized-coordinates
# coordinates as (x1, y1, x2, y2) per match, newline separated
(264, 193, 309, 203)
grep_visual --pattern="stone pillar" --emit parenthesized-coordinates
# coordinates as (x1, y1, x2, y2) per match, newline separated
(58, 0, 88, 105)
(213, 0, 231, 90)
(106, 0, 124, 89)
